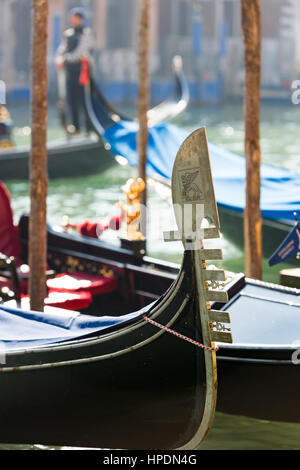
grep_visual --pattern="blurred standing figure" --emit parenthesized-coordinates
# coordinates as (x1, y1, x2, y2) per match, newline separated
(56, 7, 92, 135)
(0, 104, 13, 149)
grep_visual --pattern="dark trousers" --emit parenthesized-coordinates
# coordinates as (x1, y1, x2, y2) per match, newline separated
(66, 62, 90, 133)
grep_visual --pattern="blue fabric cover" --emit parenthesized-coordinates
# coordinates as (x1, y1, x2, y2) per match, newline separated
(268, 222, 300, 266)
(0, 303, 154, 350)
(104, 120, 300, 222)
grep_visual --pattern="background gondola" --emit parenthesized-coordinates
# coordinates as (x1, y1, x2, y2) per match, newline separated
(0, 58, 188, 181)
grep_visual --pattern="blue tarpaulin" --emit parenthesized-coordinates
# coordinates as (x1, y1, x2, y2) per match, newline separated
(268, 222, 300, 266)
(0, 303, 154, 350)
(104, 120, 300, 222)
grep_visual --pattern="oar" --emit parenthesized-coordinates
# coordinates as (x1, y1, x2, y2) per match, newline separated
(57, 67, 69, 137)
(137, 0, 150, 239)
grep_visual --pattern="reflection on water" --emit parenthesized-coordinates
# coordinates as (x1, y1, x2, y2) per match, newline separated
(2, 102, 300, 449)
(203, 413, 300, 450)
(1, 413, 300, 450)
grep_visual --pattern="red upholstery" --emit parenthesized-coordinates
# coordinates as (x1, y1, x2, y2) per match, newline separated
(21, 291, 93, 311)
(0, 276, 28, 294)
(0, 182, 22, 263)
(0, 181, 117, 311)
(44, 291, 92, 310)
(47, 273, 118, 296)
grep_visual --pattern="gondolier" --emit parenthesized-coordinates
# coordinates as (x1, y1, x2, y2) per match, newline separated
(55, 7, 92, 135)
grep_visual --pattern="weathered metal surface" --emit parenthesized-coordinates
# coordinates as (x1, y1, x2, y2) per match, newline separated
(208, 310, 231, 324)
(169, 127, 232, 450)
(206, 290, 228, 303)
(211, 331, 233, 343)
(203, 270, 226, 281)
(171, 127, 220, 240)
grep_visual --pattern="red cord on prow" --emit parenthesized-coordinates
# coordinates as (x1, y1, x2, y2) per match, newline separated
(69, 216, 122, 239)
(75, 221, 107, 238)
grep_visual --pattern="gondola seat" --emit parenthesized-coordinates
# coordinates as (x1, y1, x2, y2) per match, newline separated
(47, 273, 118, 297)
(25, 291, 92, 311)
(0, 181, 21, 264)
(0, 181, 115, 311)
(0, 277, 93, 311)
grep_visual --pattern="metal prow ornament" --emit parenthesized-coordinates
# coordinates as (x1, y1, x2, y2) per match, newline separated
(164, 127, 232, 449)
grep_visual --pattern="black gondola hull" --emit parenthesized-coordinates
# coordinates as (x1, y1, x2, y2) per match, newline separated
(217, 356, 300, 423)
(0, 136, 114, 180)
(11, 215, 300, 433)
(0, 334, 202, 449)
(0, 251, 211, 449)
(219, 206, 294, 261)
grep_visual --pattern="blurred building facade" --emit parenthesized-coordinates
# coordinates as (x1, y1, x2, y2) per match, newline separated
(0, 0, 299, 104)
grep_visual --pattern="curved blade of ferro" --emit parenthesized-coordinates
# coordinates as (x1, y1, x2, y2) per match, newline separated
(167, 128, 232, 449)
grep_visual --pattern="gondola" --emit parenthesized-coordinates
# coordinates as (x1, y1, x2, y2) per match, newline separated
(84, 55, 189, 143)
(86, 69, 299, 258)
(0, 57, 189, 181)
(1, 129, 300, 450)
(0, 128, 230, 449)
(87, 55, 189, 130)
(219, 207, 296, 263)
(9, 214, 300, 427)
(0, 134, 108, 180)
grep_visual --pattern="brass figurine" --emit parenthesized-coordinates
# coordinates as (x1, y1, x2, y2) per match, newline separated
(117, 177, 146, 241)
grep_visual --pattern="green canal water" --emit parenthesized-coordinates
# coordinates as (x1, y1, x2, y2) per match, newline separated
(2, 101, 300, 450)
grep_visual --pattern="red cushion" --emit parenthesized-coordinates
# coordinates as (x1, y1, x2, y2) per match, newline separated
(45, 291, 92, 310)
(0, 276, 28, 294)
(0, 181, 22, 263)
(21, 291, 93, 311)
(47, 273, 118, 296)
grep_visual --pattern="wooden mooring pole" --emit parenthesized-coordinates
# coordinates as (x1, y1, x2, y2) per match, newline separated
(241, 0, 262, 280)
(137, 0, 150, 212)
(29, 0, 49, 311)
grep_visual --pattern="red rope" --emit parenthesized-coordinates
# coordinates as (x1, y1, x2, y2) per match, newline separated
(144, 315, 219, 352)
